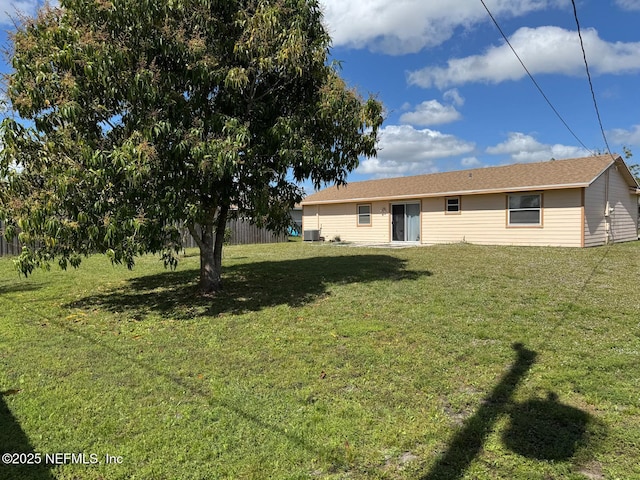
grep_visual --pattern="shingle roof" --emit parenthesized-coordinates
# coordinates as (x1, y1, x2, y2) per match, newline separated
(302, 154, 638, 205)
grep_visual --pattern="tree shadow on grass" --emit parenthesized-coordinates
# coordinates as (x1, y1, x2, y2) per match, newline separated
(0, 282, 44, 296)
(421, 344, 537, 480)
(421, 343, 604, 480)
(0, 390, 55, 480)
(68, 254, 429, 319)
(502, 392, 598, 461)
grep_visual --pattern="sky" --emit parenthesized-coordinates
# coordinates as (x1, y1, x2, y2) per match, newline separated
(316, 0, 640, 184)
(1, 0, 640, 190)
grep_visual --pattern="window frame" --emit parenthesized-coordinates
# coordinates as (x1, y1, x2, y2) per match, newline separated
(507, 193, 543, 227)
(445, 196, 461, 214)
(357, 204, 372, 227)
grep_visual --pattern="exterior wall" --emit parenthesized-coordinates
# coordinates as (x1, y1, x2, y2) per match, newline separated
(585, 165, 638, 246)
(304, 190, 584, 246)
(304, 174, 638, 247)
(421, 189, 583, 247)
(584, 173, 607, 247)
(302, 201, 394, 242)
(609, 165, 639, 243)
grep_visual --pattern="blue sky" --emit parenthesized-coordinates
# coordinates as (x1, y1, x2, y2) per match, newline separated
(2, 0, 640, 190)
(318, 0, 640, 184)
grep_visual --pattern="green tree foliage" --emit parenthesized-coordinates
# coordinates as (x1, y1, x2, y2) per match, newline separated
(0, 0, 383, 292)
(622, 146, 640, 182)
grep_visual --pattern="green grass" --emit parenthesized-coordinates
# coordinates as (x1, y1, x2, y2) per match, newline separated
(1, 241, 639, 479)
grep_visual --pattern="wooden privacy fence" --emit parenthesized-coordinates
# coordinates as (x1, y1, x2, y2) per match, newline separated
(179, 218, 288, 248)
(0, 222, 22, 257)
(0, 219, 287, 257)
(225, 218, 288, 245)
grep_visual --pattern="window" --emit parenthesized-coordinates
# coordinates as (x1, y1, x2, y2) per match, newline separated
(508, 194, 541, 225)
(446, 196, 460, 213)
(357, 204, 371, 226)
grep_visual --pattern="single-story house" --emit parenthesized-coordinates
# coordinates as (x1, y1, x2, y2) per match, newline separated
(301, 154, 640, 247)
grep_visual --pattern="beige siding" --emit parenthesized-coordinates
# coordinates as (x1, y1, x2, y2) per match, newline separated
(304, 172, 638, 247)
(609, 165, 639, 243)
(584, 173, 607, 247)
(584, 165, 638, 246)
(302, 201, 392, 242)
(302, 204, 320, 232)
(422, 189, 583, 247)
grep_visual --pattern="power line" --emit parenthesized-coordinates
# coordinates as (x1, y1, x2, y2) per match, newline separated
(479, 0, 593, 154)
(570, 0, 614, 158)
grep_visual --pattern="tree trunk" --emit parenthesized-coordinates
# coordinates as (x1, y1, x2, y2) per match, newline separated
(188, 205, 229, 294)
(198, 224, 221, 293)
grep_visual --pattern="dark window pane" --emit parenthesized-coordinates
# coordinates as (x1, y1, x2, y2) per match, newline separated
(509, 194, 540, 209)
(510, 210, 540, 224)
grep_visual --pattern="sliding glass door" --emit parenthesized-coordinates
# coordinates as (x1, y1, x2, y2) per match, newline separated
(391, 203, 420, 242)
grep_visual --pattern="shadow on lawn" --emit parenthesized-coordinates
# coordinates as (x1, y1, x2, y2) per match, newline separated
(0, 282, 43, 296)
(69, 254, 429, 319)
(502, 392, 595, 461)
(0, 390, 55, 480)
(421, 343, 602, 480)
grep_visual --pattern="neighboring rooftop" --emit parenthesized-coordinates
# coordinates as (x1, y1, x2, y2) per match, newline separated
(302, 154, 638, 205)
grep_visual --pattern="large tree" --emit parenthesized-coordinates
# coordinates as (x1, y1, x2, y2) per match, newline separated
(0, 0, 383, 292)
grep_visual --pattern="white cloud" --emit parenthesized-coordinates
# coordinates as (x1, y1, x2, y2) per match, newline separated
(461, 156, 482, 167)
(408, 26, 640, 89)
(319, 0, 567, 55)
(615, 0, 640, 10)
(357, 157, 437, 178)
(444, 89, 465, 107)
(608, 125, 640, 146)
(359, 124, 475, 176)
(486, 132, 589, 163)
(0, 0, 55, 24)
(399, 100, 462, 126)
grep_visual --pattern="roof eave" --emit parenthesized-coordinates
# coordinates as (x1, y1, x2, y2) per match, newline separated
(301, 183, 590, 206)
(612, 156, 640, 189)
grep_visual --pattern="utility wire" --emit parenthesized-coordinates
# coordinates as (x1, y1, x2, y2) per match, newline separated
(570, 0, 614, 158)
(479, 0, 593, 154)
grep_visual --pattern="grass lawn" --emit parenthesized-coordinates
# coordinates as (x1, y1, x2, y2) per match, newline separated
(1, 240, 639, 479)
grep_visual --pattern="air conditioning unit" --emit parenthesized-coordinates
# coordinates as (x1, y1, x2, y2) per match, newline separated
(303, 229, 320, 241)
